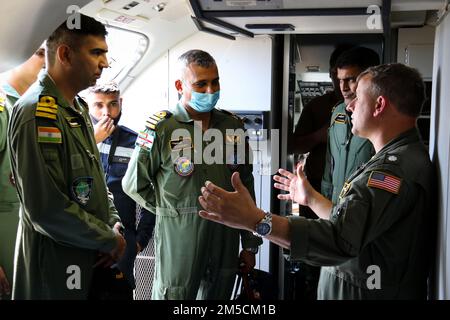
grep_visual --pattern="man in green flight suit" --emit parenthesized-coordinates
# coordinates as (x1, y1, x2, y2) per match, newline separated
(122, 49, 262, 300)
(199, 63, 433, 299)
(0, 45, 45, 300)
(8, 15, 125, 300)
(321, 47, 380, 204)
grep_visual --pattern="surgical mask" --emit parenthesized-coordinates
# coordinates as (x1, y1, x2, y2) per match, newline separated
(188, 90, 220, 113)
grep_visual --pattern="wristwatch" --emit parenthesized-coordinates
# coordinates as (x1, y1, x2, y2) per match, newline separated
(253, 210, 272, 237)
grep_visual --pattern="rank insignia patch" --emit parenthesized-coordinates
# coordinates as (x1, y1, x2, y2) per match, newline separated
(367, 171, 401, 194)
(36, 95, 58, 120)
(334, 113, 346, 124)
(145, 110, 172, 131)
(0, 95, 5, 112)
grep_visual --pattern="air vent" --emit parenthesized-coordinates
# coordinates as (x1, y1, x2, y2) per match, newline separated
(123, 1, 139, 10)
(245, 23, 295, 31)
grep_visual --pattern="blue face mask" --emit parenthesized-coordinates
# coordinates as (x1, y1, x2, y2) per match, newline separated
(188, 90, 220, 113)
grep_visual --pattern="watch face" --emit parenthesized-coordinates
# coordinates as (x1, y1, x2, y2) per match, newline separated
(256, 223, 271, 236)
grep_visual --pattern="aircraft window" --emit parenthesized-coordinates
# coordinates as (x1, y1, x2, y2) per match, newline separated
(78, 25, 147, 99)
(101, 26, 148, 83)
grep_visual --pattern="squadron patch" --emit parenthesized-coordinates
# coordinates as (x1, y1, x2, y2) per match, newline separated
(334, 113, 346, 124)
(174, 156, 194, 177)
(36, 95, 58, 120)
(72, 177, 93, 205)
(37, 126, 62, 144)
(145, 110, 172, 131)
(367, 171, 402, 194)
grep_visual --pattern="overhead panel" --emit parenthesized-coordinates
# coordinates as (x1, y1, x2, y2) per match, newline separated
(189, 0, 445, 36)
(191, 0, 385, 36)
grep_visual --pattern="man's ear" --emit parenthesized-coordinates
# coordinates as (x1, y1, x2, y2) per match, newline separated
(175, 79, 183, 94)
(373, 96, 387, 117)
(56, 45, 72, 66)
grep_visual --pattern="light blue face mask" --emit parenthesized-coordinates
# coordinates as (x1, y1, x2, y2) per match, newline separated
(188, 90, 220, 113)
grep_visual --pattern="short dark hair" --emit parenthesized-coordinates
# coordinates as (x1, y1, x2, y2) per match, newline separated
(358, 63, 425, 117)
(329, 43, 355, 70)
(46, 14, 107, 65)
(335, 46, 380, 71)
(178, 50, 216, 79)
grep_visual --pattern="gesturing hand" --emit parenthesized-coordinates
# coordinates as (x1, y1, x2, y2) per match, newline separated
(198, 172, 262, 232)
(273, 165, 314, 206)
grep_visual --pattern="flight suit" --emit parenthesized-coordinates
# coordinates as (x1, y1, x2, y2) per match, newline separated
(123, 103, 262, 300)
(321, 102, 375, 204)
(96, 123, 155, 291)
(290, 128, 433, 299)
(8, 71, 121, 299)
(0, 85, 21, 300)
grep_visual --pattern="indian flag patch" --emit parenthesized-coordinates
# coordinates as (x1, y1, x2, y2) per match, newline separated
(37, 126, 62, 144)
(136, 131, 154, 151)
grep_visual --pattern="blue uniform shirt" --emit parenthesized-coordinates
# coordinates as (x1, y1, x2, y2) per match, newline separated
(96, 122, 155, 288)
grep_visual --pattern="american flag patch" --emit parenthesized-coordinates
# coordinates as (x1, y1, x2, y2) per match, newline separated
(367, 171, 401, 194)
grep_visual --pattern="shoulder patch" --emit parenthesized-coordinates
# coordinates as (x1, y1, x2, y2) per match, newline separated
(145, 110, 172, 131)
(384, 154, 399, 164)
(333, 113, 346, 124)
(36, 95, 58, 120)
(37, 126, 62, 144)
(367, 171, 402, 194)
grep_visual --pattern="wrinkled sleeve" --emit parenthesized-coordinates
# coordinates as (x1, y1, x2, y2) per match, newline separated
(321, 121, 333, 200)
(290, 171, 413, 266)
(122, 128, 159, 213)
(106, 190, 121, 227)
(9, 116, 117, 253)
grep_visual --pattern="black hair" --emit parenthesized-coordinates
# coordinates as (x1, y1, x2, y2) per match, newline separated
(46, 14, 107, 65)
(335, 46, 380, 71)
